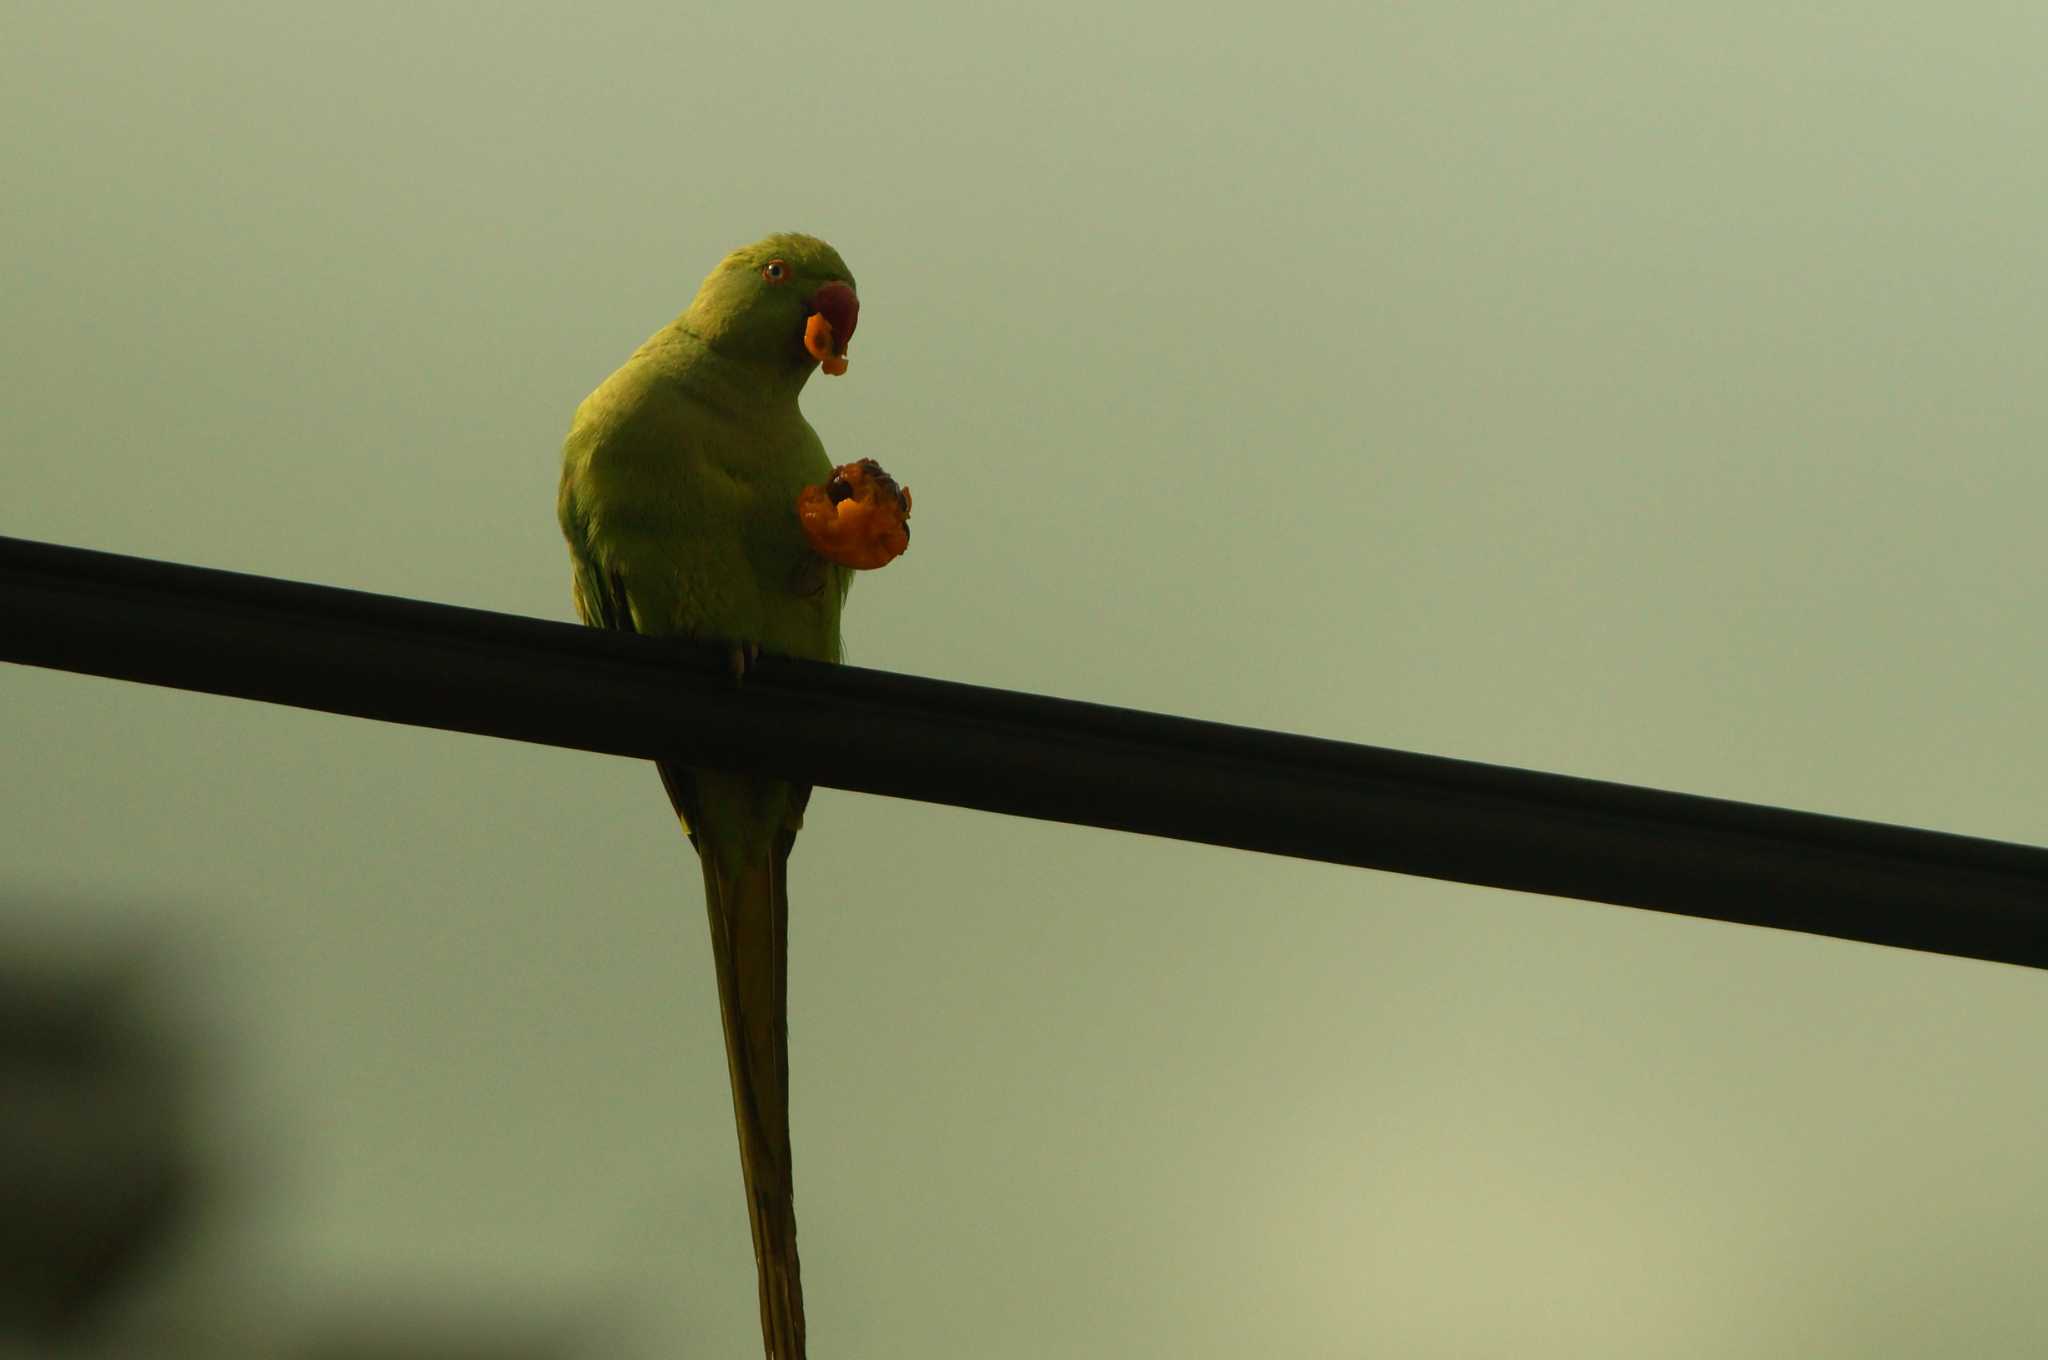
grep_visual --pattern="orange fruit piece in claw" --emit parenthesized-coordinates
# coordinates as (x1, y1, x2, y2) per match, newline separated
(796, 459, 912, 569)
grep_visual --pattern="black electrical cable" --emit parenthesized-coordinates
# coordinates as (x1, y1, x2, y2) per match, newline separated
(4, 534, 2043, 969)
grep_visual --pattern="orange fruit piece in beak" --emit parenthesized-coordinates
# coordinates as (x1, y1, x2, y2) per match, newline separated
(803, 313, 844, 373)
(803, 281, 857, 376)
(796, 458, 912, 569)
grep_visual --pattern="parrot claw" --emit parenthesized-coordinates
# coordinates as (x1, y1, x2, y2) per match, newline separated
(727, 641, 761, 684)
(790, 555, 827, 598)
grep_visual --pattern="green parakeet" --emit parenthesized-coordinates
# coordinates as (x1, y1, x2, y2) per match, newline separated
(557, 232, 866, 1360)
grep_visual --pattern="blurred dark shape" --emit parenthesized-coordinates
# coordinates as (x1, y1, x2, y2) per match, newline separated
(0, 934, 199, 1341)
(0, 903, 609, 1358)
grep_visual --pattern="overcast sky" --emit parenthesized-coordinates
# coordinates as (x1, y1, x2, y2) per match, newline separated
(5, 3, 2046, 1356)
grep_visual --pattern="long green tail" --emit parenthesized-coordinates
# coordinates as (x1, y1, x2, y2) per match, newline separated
(664, 761, 808, 1359)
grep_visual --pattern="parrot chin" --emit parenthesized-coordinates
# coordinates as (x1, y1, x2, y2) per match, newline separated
(804, 281, 858, 374)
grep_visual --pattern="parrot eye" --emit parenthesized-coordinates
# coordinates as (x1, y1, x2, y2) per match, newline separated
(761, 259, 789, 283)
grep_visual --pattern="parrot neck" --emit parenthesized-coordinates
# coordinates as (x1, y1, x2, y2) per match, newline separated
(647, 320, 814, 413)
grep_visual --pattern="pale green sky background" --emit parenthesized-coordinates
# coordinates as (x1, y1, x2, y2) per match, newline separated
(5, 2, 2047, 1356)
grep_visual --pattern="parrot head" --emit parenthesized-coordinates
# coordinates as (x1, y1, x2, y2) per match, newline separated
(686, 232, 859, 377)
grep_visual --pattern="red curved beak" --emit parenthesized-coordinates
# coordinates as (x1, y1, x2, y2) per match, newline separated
(809, 282, 858, 352)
